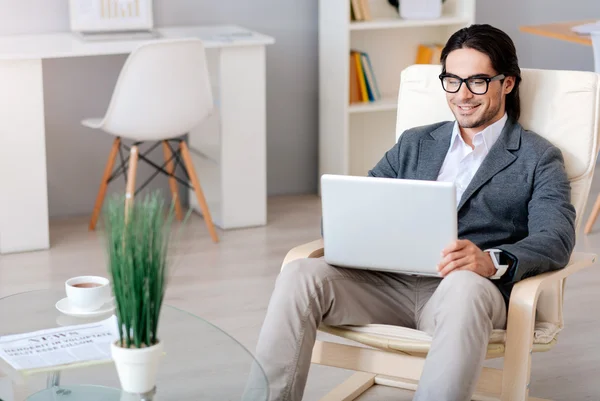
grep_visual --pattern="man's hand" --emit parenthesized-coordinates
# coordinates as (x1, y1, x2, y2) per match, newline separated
(437, 240, 497, 278)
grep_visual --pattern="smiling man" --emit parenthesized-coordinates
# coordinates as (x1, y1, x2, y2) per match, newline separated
(253, 24, 576, 401)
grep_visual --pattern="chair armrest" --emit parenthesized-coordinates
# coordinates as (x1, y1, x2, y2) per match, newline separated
(501, 252, 597, 398)
(509, 252, 597, 304)
(281, 239, 324, 270)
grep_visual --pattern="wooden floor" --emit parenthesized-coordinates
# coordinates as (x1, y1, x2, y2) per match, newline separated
(2, 185, 600, 400)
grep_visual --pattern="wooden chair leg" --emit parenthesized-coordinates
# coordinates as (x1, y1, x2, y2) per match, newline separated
(162, 141, 183, 221)
(500, 291, 536, 401)
(89, 137, 121, 231)
(179, 141, 219, 243)
(320, 372, 375, 401)
(584, 192, 600, 234)
(124, 146, 139, 220)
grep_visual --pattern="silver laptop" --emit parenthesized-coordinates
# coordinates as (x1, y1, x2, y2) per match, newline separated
(320, 174, 457, 276)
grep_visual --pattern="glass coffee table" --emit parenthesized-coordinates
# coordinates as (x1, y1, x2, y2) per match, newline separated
(0, 290, 268, 400)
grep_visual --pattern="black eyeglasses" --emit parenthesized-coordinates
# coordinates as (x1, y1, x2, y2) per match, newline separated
(439, 73, 505, 95)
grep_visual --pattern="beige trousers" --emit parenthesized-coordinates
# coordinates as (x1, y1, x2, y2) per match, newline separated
(253, 257, 507, 401)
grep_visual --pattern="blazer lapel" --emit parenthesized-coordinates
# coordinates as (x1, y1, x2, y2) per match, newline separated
(416, 122, 454, 181)
(457, 119, 521, 211)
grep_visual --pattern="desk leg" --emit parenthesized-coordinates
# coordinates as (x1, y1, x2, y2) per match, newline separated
(0, 59, 49, 254)
(188, 46, 267, 229)
(592, 34, 600, 73)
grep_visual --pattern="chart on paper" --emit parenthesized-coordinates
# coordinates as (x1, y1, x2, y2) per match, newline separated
(69, 0, 153, 31)
(100, 0, 140, 19)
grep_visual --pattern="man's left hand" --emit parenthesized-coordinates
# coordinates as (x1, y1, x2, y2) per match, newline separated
(437, 239, 497, 278)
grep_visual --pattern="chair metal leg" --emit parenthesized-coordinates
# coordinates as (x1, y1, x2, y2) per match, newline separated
(179, 141, 219, 243)
(162, 141, 183, 221)
(89, 138, 121, 231)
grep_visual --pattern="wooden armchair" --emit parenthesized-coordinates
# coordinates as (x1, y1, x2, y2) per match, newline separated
(283, 65, 600, 401)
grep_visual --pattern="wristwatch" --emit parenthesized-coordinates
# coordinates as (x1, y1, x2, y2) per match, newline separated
(485, 249, 509, 280)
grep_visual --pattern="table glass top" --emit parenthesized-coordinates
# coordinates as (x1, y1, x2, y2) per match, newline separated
(0, 290, 268, 401)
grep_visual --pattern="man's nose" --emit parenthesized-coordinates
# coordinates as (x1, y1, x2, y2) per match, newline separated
(456, 82, 474, 101)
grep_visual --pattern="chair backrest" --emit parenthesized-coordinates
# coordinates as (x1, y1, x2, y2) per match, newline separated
(101, 38, 214, 141)
(396, 64, 600, 327)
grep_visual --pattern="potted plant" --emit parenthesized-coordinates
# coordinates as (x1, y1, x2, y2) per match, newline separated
(103, 192, 176, 394)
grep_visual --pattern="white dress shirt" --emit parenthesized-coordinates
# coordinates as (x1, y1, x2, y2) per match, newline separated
(437, 113, 508, 206)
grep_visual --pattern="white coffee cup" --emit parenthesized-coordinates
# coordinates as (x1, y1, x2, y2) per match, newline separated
(65, 276, 111, 311)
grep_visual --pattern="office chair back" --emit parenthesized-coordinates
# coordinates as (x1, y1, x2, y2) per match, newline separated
(101, 38, 214, 141)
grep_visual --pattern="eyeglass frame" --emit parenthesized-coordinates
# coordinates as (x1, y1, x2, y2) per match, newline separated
(438, 73, 506, 95)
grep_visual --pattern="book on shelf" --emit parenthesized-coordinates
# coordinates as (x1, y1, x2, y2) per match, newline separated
(350, 0, 372, 21)
(349, 50, 381, 105)
(415, 43, 444, 64)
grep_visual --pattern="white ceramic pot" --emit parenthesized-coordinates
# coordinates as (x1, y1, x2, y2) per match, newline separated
(111, 340, 164, 394)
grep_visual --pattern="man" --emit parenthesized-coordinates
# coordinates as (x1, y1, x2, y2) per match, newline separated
(253, 24, 576, 401)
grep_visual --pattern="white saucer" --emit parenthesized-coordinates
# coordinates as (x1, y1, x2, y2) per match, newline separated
(55, 297, 115, 318)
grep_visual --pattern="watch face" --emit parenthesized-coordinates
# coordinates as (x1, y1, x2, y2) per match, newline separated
(498, 253, 508, 265)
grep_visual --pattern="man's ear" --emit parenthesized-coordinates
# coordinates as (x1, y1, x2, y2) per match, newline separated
(503, 76, 516, 95)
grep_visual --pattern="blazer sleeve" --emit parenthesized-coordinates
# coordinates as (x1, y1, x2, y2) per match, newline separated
(367, 134, 404, 178)
(497, 146, 576, 283)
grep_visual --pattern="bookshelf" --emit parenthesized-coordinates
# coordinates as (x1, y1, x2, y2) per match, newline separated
(319, 0, 475, 181)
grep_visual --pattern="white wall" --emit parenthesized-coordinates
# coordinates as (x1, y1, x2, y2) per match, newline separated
(0, 0, 318, 218)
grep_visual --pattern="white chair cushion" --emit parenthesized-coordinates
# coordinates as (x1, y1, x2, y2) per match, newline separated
(335, 321, 561, 345)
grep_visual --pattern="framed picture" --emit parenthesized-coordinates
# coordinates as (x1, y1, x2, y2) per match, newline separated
(69, 0, 154, 32)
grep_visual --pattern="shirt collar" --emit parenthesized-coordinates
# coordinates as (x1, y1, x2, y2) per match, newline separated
(449, 113, 508, 152)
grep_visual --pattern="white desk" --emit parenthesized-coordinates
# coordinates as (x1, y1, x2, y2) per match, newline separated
(0, 25, 275, 254)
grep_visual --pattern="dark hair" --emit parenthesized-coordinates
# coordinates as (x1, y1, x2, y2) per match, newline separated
(440, 24, 522, 121)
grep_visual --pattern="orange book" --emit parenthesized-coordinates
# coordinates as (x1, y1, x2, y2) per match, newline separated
(349, 53, 362, 103)
(415, 44, 434, 64)
(430, 45, 443, 64)
(416, 44, 444, 64)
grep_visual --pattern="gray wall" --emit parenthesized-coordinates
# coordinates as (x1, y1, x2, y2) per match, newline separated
(0, 0, 596, 217)
(0, 0, 318, 218)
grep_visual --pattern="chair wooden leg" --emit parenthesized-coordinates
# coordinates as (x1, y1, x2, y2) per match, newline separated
(320, 372, 375, 401)
(89, 137, 121, 231)
(501, 290, 536, 401)
(179, 141, 219, 243)
(373, 375, 551, 401)
(124, 146, 139, 220)
(162, 141, 183, 221)
(584, 192, 600, 234)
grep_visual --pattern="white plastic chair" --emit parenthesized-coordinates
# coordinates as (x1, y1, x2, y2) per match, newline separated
(85, 38, 219, 243)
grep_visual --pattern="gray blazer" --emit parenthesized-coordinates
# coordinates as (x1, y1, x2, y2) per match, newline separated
(367, 118, 576, 302)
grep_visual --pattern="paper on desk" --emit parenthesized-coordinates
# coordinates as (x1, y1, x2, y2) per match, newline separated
(0, 316, 119, 374)
(571, 20, 600, 35)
